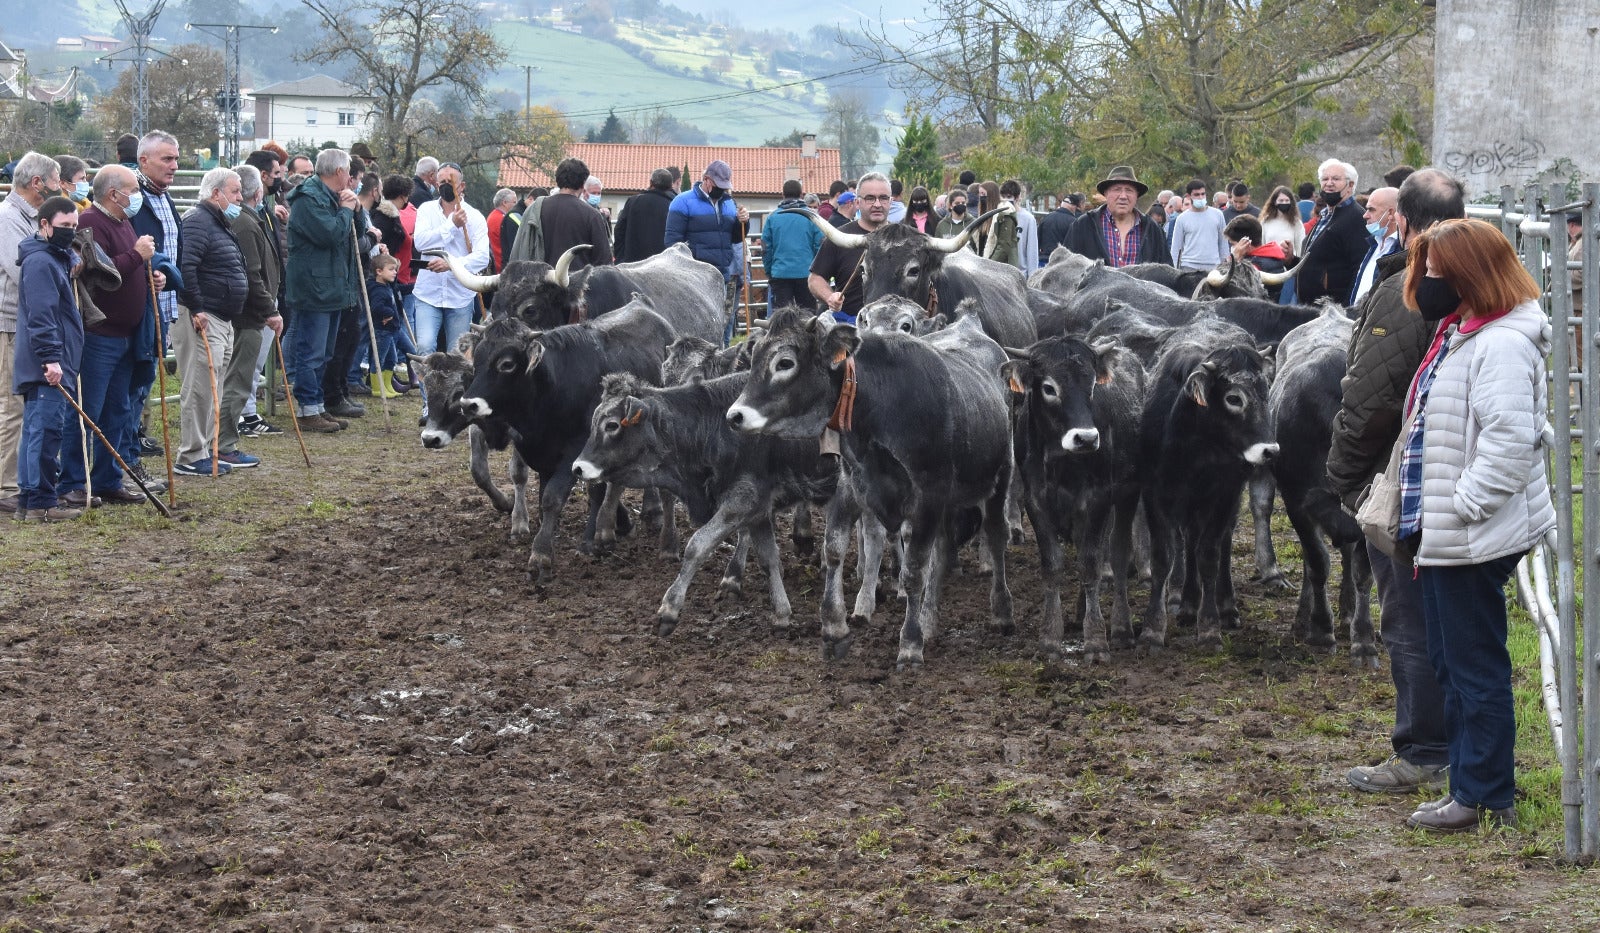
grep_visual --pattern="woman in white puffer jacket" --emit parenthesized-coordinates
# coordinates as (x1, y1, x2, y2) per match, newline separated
(1393, 218, 1554, 834)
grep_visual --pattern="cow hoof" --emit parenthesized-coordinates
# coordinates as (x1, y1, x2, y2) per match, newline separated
(1305, 631, 1336, 649)
(1197, 633, 1225, 653)
(992, 619, 1016, 637)
(793, 536, 815, 558)
(895, 656, 923, 672)
(1350, 645, 1381, 669)
(1009, 525, 1025, 546)
(771, 613, 792, 630)
(847, 613, 870, 629)
(822, 635, 853, 660)
(1110, 632, 1135, 650)
(1084, 646, 1111, 665)
(508, 528, 532, 545)
(656, 613, 680, 637)
(1137, 630, 1166, 654)
(658, 546, 680, 561)
(717, 577, 743, 600)
(1253, 571, 1292, 592)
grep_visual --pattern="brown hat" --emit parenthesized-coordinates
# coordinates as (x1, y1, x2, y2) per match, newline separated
(1096, 165, 1149, 197)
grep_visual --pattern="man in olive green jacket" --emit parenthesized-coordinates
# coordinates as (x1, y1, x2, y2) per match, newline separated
(284, 149, 359, 431)
(220, 164, 284, 456)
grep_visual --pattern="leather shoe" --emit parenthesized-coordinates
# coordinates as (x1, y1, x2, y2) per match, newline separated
(298, 414, 341, 435)
(1405, 799, 1517, 833)
(327, 398, 366, 418)
(0, 493, 18, 514)
(62, 490, 104, 509)
(102, 486, 149, 504)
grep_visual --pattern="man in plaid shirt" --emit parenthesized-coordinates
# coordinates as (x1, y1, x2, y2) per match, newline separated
(1062, 166, 1172, 268)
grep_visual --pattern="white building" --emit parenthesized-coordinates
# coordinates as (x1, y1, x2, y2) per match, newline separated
(252, 75, 375, 150)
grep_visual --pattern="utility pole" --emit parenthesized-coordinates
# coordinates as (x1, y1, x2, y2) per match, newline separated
(186, 21, 277, 166)
(101, 1, 173, 137)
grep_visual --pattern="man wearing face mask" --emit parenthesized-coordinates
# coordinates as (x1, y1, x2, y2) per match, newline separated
(55, 155, 93, 210)
(1327, 168, 1466, 798)
(583, 176, 611, 223)
(173, 168, 250, 476)
(665, 159, 750, 321)
(0, 151, 63, 513)
(1349, 186, 1400, 305)
(1296, 157, 1374, 305)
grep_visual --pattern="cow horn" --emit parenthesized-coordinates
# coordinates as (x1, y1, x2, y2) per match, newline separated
(546, 244, 590, 288)
(1258, 263, 1302, 286)
(926, 204, 1012, 253)
(470, 322, 488, 334)
(444, 253, 500, 293)
(784, 207, 868, 250)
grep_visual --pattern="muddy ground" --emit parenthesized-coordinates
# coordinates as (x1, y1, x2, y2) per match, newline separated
(0, 394, 1593, 932)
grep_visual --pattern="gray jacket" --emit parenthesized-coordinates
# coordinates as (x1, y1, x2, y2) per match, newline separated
(0, 193, 39, 333)
(1417, 299, 1556, 566)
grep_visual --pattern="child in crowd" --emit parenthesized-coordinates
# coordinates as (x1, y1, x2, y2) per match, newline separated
(366, 253, 416, 397)
(1225, 215, 1290, 302)
(14, 196, 86, 522)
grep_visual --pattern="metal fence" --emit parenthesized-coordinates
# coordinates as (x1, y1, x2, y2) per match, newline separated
(1471, 183, 1600, 862)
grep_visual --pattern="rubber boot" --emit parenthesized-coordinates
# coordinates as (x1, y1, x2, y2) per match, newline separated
(371, 370, 400, 399)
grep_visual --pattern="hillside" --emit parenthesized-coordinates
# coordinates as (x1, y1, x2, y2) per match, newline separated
(490, 22, 827, 147)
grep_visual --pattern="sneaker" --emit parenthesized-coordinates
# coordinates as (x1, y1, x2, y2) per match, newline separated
(1346, 755, 1449, 795)
(138, 433, 163, 454)
(127, 462, 167, 495)
(174, 458, 233, 476)
(21, 505, 84, 523)
(217, 450, 261, 469)
(1405, 799, 1516, 834)
(62, 490, 104, 509)
(297, 414, 341, 434)
(240, 415, 284, 436)
(327, 398, 366, 418)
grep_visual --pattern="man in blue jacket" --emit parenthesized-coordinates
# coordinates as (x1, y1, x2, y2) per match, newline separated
(665, 159, 750, 340)
(760, 179, 821, 312)
(13, 196, 85, 521)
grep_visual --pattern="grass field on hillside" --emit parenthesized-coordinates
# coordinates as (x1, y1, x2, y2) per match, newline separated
(490, 22, 825, 146)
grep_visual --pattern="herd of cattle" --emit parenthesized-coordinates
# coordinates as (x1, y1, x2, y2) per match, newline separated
(410, 204, 1378, 669)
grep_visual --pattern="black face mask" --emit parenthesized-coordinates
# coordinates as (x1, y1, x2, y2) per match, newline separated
(1321, 188, 1344, 207)
(1275, 201, 1292, 210)
(268, 178, 283, 195)
(439, 182, 456, 202)
(709, 185, 728, 200)
(1415, 275, 1461, 321)
(951, 203, 966, 215)
(47, 226, 76, 251)
(911, 201, 929, 212)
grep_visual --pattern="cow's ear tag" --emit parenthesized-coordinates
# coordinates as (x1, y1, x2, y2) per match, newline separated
(621, 409, 642, 427)
(831, 348, 849, 366)
(1189, 382, 1208, 407)
(1007, 374, 1025, 395)
(1095, 371, 1113, 387)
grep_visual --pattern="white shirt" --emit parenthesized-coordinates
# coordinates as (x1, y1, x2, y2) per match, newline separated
(1351, 231, 1400, 305)
(412, 198, 490, 310)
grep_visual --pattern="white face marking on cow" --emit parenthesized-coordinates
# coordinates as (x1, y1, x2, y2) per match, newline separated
(1061, 428, 1101, 452)
(460, 397, 493, 418)
(420, 428, 454, 449)
(572, 458, 602, 481)
(725, 403, 768, 432)
(1244, 442, 1280, 465)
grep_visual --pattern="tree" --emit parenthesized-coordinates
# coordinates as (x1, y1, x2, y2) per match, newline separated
(93, 44, 226, 157)
(762, 129, 808, 148)
(892, 116, 942, 191)
(489, 104, 575, 190)
(629, 109, 708, 146)
(586, 109, 631, 143)
(821, 89, 880, 182)
(298, 0, 505, 162)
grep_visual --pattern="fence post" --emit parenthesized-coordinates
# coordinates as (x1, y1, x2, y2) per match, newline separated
(1583, 182, 1600, 860)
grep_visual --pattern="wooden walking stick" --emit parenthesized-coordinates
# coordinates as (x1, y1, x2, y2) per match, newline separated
(352, 225, 392, 434)
(740, 218, 752, 337)
(274, 330, 311, 468)
(148, 269, 176, 507)
(55, 384, 172, 518)
(77, 374, 92, 506)
(197, 315, 223, 476)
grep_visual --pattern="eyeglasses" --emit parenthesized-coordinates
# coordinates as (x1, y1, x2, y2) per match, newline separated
(858, 195, 892, 204)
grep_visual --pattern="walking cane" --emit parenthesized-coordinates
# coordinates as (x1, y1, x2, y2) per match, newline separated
(148, 269, 176, 508)
(77, 374, 92, 506)
(274, 330, 311, 468)
(55, 384, 172, 518)
(351, 226, 392, 434)
(740, 219, 752, 337)
(196, 314, 223, 476)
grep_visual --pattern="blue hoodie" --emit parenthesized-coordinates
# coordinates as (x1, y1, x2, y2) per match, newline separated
(14, 236, 84, 394)
(761, 198, 824, 279)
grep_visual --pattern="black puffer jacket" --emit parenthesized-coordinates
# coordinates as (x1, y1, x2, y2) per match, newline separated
(1325, 248, 1434, 508)
(178, 201, 248, 321)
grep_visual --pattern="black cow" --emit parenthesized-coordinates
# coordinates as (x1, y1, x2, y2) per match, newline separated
(1003, 335, 1147, 662)
(410, 337, 530, 542)
(1137, 322, 1278, 651)
(1120, 257, 1278, 301)
(459, 299, 678, 582)
(661, 335, 753, 385)
(444, 241, 722, 343)
(856, 297, 948, 336)
(1262, 305, 1377, 662)
(726, 310, 1015, 668)
(572, 372, 838, 634)
(1028, 246, 1097, 300)
(1056, 263, 1332, 345)
(800, 207, 1038, 348)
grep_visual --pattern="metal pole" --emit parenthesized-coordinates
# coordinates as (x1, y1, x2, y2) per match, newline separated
(1582, 182, 1600, 859)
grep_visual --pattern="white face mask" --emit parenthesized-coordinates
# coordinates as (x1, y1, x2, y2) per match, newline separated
(1192, 196, 1206, 209)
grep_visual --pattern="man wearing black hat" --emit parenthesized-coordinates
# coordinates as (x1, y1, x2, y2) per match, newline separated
(1063, 166, 1172, 267)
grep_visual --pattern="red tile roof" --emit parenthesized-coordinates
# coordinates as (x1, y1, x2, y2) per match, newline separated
(498, 142, 843, 198)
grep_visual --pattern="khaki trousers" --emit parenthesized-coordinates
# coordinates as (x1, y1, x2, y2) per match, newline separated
(172, 307, 234, 467)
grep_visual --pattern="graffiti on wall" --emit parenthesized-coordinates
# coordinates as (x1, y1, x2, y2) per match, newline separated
(1441, 137, 1547, 179)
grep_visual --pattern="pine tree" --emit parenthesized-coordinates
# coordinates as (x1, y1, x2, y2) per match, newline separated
(591, 109, 630, 144)
(892, 116, 942, 192)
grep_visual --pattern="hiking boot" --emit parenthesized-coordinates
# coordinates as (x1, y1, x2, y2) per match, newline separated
(1405, 799, 1516, 834)
(348, 378, 373, 397)
(62, 490, 103, 509)
(127, 462, 167, 495)
(1415, 794, 1453, 814)
(298, 414, 342, 434)
(319, 412, 348, 430)
(21, 505, 84, 523)
(102, 486, 149, 504)
(1346, 755, 1448, 795)
(327, 398, 366, 418)
(0, 493, 18, 514)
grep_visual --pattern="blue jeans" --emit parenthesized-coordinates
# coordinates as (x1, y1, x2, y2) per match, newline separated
(1368, 541, 1448, 768)
(1420, 551, 1525, 811)
(413, 298, 472, 355)
(377, 324, 416, 371)
(60, 333, 136, 496)
(19, 384, 72, 510)
(287, 307, 342, 416)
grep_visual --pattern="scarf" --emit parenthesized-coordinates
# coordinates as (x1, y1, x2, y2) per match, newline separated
(136, 167, 169, 196)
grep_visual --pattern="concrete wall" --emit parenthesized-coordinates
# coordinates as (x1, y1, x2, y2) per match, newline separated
(1433, 0, 1600, 198)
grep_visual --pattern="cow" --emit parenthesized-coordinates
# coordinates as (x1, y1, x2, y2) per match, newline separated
(410, 333, 530, 542)
(1028, 246, 1097, 299)
(661, 335, 753, 385)
(1002, 334, 1147, 662)
(725, 309, 1015, 668)
(1261, 304, 1377, 662)
(1137, 321, 1278, 652)
(1054, 263, 1331, 345)
(459, 298, 678, 582)
(443, 241, 723, 343)
(797, 206, 1038, 348)
(572, 372, 838, 634)
(1120, 256, 1279, 301)
(856, 297, 948, 337)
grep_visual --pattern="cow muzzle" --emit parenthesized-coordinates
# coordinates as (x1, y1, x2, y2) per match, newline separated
(460, 397, 493, 419)
(420, 428, 453, 449)
(725, 403, 768, 433)
(1244, 442, 1280, 465)
(1061, 428, 1101, 452)
(572, 458, 603, 481)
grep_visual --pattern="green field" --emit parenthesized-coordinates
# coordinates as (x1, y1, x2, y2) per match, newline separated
(489, 22, 826, 147)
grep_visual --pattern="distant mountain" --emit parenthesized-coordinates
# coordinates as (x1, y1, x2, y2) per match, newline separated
(664, 0, 929, 36)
